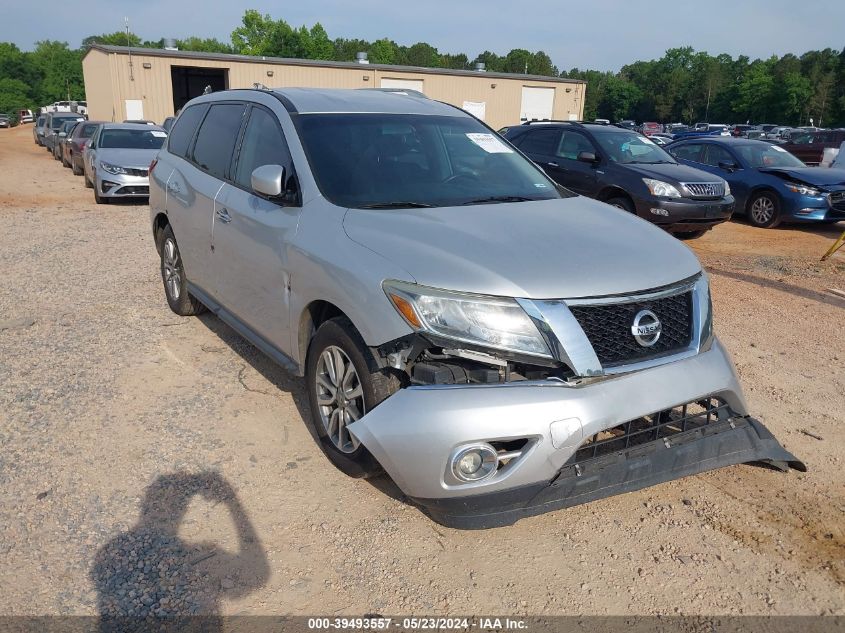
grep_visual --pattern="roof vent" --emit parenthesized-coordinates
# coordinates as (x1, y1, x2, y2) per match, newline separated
(356, 52, 369, 64)
(163, 38, 178, 51)
(474, 62, 486, 72)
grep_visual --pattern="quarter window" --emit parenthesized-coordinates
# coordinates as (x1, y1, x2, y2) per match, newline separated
(191, 104, 246, 180)
(167, 104, 207, 159)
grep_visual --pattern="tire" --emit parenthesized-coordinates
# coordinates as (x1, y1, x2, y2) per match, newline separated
(159, 224, 207, 316)
(84, 173, 92, 188)
(674, 229, 709, 240)
(305, 317, 401, 478)
(61, 152, 70, 168)
(746, 191, 782, 228)
(93, 185, 108, 205)
(606, 196, 636, 213)
(72, 159, 82, 176)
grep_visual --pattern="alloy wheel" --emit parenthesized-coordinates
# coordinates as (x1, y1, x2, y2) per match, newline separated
(162, 238, 182, 301)
(750, 196, 775, 225)
(315, 346, 365, 454)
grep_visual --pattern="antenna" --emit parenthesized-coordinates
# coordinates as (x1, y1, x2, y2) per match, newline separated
(125, 17, 134, 81)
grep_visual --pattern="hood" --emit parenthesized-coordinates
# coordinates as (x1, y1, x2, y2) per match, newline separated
(619, 162, 723, 185)
(343, 197, 701, 299)
(96, 148, 159, 169)
(759, 166, 845, 188)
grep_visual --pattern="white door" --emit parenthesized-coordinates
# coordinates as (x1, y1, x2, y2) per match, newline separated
(380, 78, 424, 94)
(520, 87, 555, 122)
(124, 99, 144, 120)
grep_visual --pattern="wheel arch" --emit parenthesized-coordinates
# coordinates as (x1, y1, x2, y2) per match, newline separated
(152, 212, 170, 254)
(597, 186, 634, 206)
(298, 300, 350, 373)
(744, 185, 782, 214)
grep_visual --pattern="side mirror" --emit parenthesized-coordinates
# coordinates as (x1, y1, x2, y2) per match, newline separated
(251, 164, 285, 199)
(718, 160, 739, 172)
(577, 151, 598, 164)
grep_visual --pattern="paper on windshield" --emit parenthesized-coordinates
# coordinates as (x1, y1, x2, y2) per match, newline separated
(771, 145, 787, 152)
(466, 133, 513, 153)
(639, 136, 656, 145)
(150, 130, 167, 138)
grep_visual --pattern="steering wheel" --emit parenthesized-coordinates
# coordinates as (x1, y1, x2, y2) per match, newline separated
(442, 172, 479, 185)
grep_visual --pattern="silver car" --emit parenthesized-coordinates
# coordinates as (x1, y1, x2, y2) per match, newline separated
(84, 123, 166, 204)
(149, 89, 802, 528)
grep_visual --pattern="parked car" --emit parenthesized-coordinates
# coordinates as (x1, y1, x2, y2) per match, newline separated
(161, 116, 176, 133)
(503, 121, 734, 239)
(43, 112, 85, 153)
(780, 129, 845, 167)
(53, 120, 79, 161)
(641, 122, 662, 136)
(765, 126, 793, 140)
(148, 88, 800, 528)
(18, 109, 34, 124)
(65, 120, 103, 175)
(672, 124, 730, 140)
(0, 114, 11, 128)
(758, 124, 778, 134)
(123, 119, 157, 126)
(667, 137, 845, 227)
(33, 114, 47, 145)
(83, 123, 167, 203)
(649, 133, 674, 146)
(730, 124, 757, 137)
(616, 120, 637, 130)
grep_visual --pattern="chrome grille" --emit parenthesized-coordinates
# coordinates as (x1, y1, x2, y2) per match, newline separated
(683, 182, 725, 198)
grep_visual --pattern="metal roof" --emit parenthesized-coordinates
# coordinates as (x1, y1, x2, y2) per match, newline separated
(84, 44, 585, 85)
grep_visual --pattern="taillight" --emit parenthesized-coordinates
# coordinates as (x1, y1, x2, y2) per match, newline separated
(149, 158, 158, 174)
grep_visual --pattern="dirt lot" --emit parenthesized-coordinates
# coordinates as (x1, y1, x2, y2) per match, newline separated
(1, 124, 843, 618)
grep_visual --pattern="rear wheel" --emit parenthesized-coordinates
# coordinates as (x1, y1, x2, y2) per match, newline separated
(305, 317, 400, 478)
(71, 158, 82, 176)
(159, 225, 206, 316)
(606, 196, 635, 213)
(747, 191, 781, 228)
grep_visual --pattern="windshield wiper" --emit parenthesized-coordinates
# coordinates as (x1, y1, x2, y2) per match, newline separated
(460, 195, 539, 205)
(358, 201, 433, 209)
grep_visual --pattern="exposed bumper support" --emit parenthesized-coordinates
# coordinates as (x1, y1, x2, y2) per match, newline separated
(413, 416, 804, 529)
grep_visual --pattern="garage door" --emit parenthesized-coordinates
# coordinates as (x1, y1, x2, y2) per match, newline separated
(520, 87, 555, 122)
(380, 78, 425, 94)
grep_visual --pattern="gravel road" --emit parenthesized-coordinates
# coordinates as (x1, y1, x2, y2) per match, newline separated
(0, 124, 843, 618)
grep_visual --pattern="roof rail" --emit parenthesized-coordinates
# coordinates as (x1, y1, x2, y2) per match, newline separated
(522, 119, 586, 127)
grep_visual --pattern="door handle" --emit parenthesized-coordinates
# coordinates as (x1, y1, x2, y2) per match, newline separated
(167, 181, 181, 193)
(216, 208, 232, 223)
(546, 161, 560, 168)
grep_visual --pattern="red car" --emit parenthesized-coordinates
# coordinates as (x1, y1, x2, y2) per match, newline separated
(64, 120, 103, 175)
(641, 122, 663, 136)
(780, 129, 845, 166)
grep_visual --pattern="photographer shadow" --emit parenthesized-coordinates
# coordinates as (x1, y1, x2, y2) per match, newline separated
(91, 471, 269, 632)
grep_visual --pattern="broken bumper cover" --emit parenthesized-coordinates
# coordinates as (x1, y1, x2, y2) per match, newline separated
(348, 339, 803, 528)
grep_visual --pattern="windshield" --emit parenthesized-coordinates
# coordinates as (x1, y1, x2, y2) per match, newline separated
(592, 131, 676, 165)
(51, 116, 78, 129)
(295, 113, 565, 209)
(735, 144, 805, 169)
(99, 128, 166, 150)
(37, 116, 46, 126)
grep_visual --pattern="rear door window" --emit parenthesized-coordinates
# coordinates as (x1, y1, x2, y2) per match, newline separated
(167, 104, 208, 159)
(702, 145, 735, 167)
(191, 103, 246, 180)
(556, 131, 597, 160)
(670, 143, 704, 163)
(516, 128, 563, 156)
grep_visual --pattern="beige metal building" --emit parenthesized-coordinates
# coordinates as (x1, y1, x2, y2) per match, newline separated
(82, 45, 585, 130)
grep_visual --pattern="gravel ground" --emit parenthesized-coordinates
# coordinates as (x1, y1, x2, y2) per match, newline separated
(0, 124, 843, 618)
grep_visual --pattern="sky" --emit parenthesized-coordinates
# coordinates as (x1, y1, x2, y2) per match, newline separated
(3, 0, 844, 72)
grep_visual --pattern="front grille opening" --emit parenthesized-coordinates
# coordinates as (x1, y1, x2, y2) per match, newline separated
(569, 398, 730, 465)
(568, 290, 693, 367)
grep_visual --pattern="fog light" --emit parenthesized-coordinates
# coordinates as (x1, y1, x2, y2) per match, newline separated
(451, 444, 498, 482)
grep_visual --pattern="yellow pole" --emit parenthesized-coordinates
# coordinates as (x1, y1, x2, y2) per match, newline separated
(821, 229, 845, 261)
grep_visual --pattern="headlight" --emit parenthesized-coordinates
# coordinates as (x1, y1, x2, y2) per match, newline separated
(100, 162, 128, 175)
(643, 178, 682, 198)
(723, 180, 731, 196)
(784, 183, 821, 197)
(383, 280, 552, 358)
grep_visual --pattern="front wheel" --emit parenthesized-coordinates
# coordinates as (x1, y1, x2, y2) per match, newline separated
(674, 229, 709, 240)
(305, 317, 400, 478)
(747, 192, 781, 228)
(605, 196, 635, 213)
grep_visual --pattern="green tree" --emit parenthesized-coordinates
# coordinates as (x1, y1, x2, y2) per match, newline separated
(29, 41, 84, 105)
(306, 24, 334, 60)
(231, 10, 276, 55)
(369, 38, 397, 65)
(403, 42, 440, 67)
(176, 37, 233, 54)
(0, 77, 33, 113)
(82, 32, 142, 48)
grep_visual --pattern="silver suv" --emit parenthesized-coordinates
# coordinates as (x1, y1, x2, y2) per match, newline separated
(149, 88, 802, 528)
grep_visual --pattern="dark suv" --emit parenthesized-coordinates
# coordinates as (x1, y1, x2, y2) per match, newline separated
(502, 122, 735, 239)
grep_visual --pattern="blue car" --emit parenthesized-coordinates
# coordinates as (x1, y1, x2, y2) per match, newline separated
(667, 137, 845, 228)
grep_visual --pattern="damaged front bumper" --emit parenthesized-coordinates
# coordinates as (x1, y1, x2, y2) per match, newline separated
(348, 339, 803, 528)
